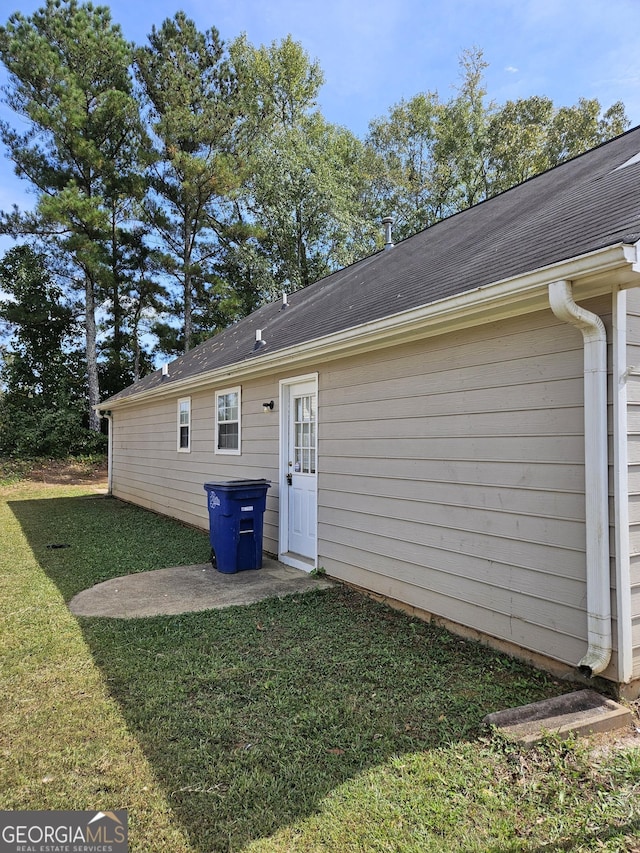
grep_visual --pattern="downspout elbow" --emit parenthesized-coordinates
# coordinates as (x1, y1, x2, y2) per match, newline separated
(577, 624, 612, 679)
(549, 280, 611, 677)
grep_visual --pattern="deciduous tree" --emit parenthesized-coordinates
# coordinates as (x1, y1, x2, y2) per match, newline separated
(0, 245, 103, 457)
(228, 35, 378, 295)
(366, 48, 630, 241)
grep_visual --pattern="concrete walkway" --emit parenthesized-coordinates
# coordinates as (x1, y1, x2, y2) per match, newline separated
(68, 556, 332, 619)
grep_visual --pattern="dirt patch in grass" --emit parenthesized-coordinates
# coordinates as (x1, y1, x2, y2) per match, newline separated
(0, 457, 108, 488)
(28, 459, 108, 485)
(587, 706, 640, 758)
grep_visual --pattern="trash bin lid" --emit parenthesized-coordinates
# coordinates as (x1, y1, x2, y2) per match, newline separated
(204, 479, 271, 490)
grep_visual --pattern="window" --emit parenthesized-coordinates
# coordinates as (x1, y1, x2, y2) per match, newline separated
(293, 393, 316, 474)
(177, 398, 191, 452)
(215, 387, 241, 454)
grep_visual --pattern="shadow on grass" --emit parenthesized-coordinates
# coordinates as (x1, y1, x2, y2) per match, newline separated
(8, 494, 211, 600)
(10, 494, 576, 852)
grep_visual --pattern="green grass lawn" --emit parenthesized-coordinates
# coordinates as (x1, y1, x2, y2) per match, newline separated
(1, 474, 639, 852)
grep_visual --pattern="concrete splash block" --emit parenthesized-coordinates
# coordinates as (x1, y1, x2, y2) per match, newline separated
(483, 689, 631, 745)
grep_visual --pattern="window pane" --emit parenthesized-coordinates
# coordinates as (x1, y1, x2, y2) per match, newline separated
(228, 393, 238, 420)
(218, 391, 238, 419)
(218, 422, 238, 449)
(179, 425, 189, 449)
(292, 392, 316, 474)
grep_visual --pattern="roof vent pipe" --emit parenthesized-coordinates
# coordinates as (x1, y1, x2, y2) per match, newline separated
(161, 363, 169, 378)
(282, 292, 288, 309)
(254, 329, 266, 349)
(382, 216, 394, 250)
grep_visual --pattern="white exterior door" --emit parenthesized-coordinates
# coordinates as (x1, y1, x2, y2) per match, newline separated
(280, 377, 317, 568)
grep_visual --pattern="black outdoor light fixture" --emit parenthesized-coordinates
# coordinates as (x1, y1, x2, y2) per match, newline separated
(262, 400, 274, 412)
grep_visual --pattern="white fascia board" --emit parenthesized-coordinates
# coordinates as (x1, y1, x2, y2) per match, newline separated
(103, 242, 640, 411)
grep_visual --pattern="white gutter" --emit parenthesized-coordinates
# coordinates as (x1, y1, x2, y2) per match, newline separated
(613, 289, 634, 683)
(549, 280, 611, 677)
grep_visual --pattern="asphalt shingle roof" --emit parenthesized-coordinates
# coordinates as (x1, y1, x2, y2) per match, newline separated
(106, 126, 640, 404)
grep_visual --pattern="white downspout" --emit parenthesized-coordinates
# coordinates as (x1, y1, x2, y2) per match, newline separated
(549, 280, 611, 676)
(102, 411, 113, 496)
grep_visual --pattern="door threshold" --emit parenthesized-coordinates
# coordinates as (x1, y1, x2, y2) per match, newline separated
(279, 551, 316, 572)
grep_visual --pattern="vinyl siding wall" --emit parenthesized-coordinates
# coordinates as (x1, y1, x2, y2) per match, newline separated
(110, 295, 627, 679)
(111, 378, 282, 553)
(317, 305, 600, 670)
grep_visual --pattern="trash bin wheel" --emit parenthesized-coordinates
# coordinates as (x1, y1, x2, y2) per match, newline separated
(210, 547, 217, 568)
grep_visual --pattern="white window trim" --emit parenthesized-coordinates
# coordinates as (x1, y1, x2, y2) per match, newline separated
(177, 397, 191, 453)
(215, 386, 241, 455)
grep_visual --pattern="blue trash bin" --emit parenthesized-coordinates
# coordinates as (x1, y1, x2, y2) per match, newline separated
(203, 479, 271, 573)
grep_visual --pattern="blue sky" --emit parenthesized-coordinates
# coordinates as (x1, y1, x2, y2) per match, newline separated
(1, 0, 639, 230)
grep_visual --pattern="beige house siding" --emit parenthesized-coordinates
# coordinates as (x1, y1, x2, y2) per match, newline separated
(112, 379, 281, 553)
(316, 306, 595, 669)
(625, 288, 640, 680)
(108, 291, 636, 684)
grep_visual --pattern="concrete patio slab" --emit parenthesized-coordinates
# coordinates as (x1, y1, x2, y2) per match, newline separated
(68, 556, 332, 619)
(483, 689, 632, 744)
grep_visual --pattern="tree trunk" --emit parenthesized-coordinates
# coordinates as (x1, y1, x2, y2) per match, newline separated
(183, 229, 193, 352)
(132, 299, 142, 382)
(184, 267, 192, 352)
(84, 274, 101, 431)
(111, 207, 122, 375)
(295, 205, 309, 288)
